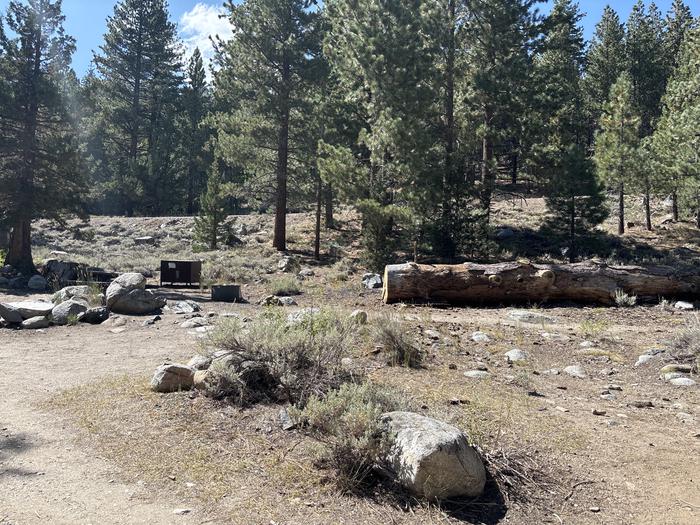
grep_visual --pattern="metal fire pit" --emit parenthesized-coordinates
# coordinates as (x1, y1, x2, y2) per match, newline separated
(160, 260, 202, 287)
(211, 284, 242, 303)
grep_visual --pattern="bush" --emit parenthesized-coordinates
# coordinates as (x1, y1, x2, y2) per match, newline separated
(356, 200, 413, 272)
(268, 275, 301, 296)
(614, 289, 637, 307)
(291, 382, 406, 493)
(374, 316, 423, 368)
(204, 310, 354, 406)
(671, 314, 700, 370)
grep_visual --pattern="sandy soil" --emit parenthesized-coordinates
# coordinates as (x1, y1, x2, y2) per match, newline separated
(1, 284, 698, 524)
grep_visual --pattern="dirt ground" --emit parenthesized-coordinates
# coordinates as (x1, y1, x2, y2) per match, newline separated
(1, 202, 699, 524)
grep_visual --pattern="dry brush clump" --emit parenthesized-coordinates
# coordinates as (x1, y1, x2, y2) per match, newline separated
(373, 315, 424, 368)
(203, 309, 356, 406)
(671, 314, 700, 370)
(291, 382, 407, 494)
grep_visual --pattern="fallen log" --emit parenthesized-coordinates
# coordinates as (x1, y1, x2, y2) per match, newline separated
(382, 261, 700, 305)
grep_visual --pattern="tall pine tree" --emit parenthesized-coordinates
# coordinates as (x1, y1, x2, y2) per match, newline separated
(181, 48, 211, 215)
(653, 28, 700, 226)
(594, 73, 642, 235)
(0, 0, 85, 273)
(583, 6, 626, 141)
(212, 0, 321, 252)
(93, 0, 182, 216)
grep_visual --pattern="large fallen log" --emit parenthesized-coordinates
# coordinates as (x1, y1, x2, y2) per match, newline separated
(382, 261, 700, 305)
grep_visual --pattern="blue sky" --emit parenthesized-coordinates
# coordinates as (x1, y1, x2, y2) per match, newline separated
(0, 1, 696, 76)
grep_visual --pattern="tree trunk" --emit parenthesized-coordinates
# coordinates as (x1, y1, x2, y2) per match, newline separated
(314, 170, 322, 261)
(672, 192, 679, 221)
(324, 184, 334, 229)
(480, 108, 494, 220)
(568, 197, 575, 263)
(618, 183, 625, 235)
(382, 261, 700, 306)
(273, 56, 291, 252)
(510, 150, 518, 186)
(5, 219, 35, 274)
(644, 190, 652, 231)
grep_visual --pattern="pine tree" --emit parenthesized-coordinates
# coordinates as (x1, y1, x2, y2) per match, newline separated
(0, 0, 85, 273)
(583, 6, 626, 140)
(462, 0, 539, 216)
(544, 147, 608, 262)
(534, 0, 608, 254)
(653, 28, 700, 226)
(664, 0, 695, 74)
(182, 48, 211, 215)
(212, 0, 321, 252)
(93, 0, 183, 216)
(594, 73, 642, 235)
(193, 166, 232, 250)
(625, 1, 666, 138)
(530, 0, 587, 178)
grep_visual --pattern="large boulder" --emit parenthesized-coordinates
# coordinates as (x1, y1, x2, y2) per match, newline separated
(5, 301, 54, 320)
(27, 275, 48, 291)
(0, 303, 24, 324)
(52, 299, 89, 325)
(150, 364, 195, 393)
(380, 411, 486, 500)
(52, 285, 90, 305)
(106, 273, 165, 315)
(42, 259, 82, 285)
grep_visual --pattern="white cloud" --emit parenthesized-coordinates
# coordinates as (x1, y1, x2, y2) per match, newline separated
(179, 2, 233, 71)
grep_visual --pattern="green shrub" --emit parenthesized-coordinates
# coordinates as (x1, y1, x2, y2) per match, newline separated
(374, 316, 423, 368)
(671, 314, 700, 370)
(268, 275, 301, 296)
(614, 289, 637, 307)
(291, 382, 405, 493)
(204, 310, 354, 406)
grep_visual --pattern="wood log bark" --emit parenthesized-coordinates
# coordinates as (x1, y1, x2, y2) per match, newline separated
(382, 261, 700, 305)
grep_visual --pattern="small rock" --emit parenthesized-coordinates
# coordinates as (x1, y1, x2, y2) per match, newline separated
(181, 317, 209, 329)
(629, 400, 654, 409)
(508, 310, 555, 324)
(278, 256, 300, 273)
(504, 349, 528, 363)
(555, 406, 569, 413)
(635, 354, 655, 367)
(279, 408, 296, 431)
(659, 364, 693, 375)
(349, 309, 368, 324)
(170, 300, 201, 315)
(669, 377, 696, 387)
(592, 408, 607, 416)
(187, 355, 212, 370)
(471, 331, 491, 343)
(674, 301, 694, 311)
(173, 508, 192, 516)
(362, 273, 383, 289)
(590, 507, 601, 513)
(464, 370, 490, 379)
(298, 268, 315, 278)
(21, 316, 50, 329)
(151, 364, 195, 393)
(563, 365, 587, 379)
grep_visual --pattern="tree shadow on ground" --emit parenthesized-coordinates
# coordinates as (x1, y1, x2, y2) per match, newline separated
(498, 226, 699, 267)
(0, 431, 37, 478)
(363, 473, 507, 524)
